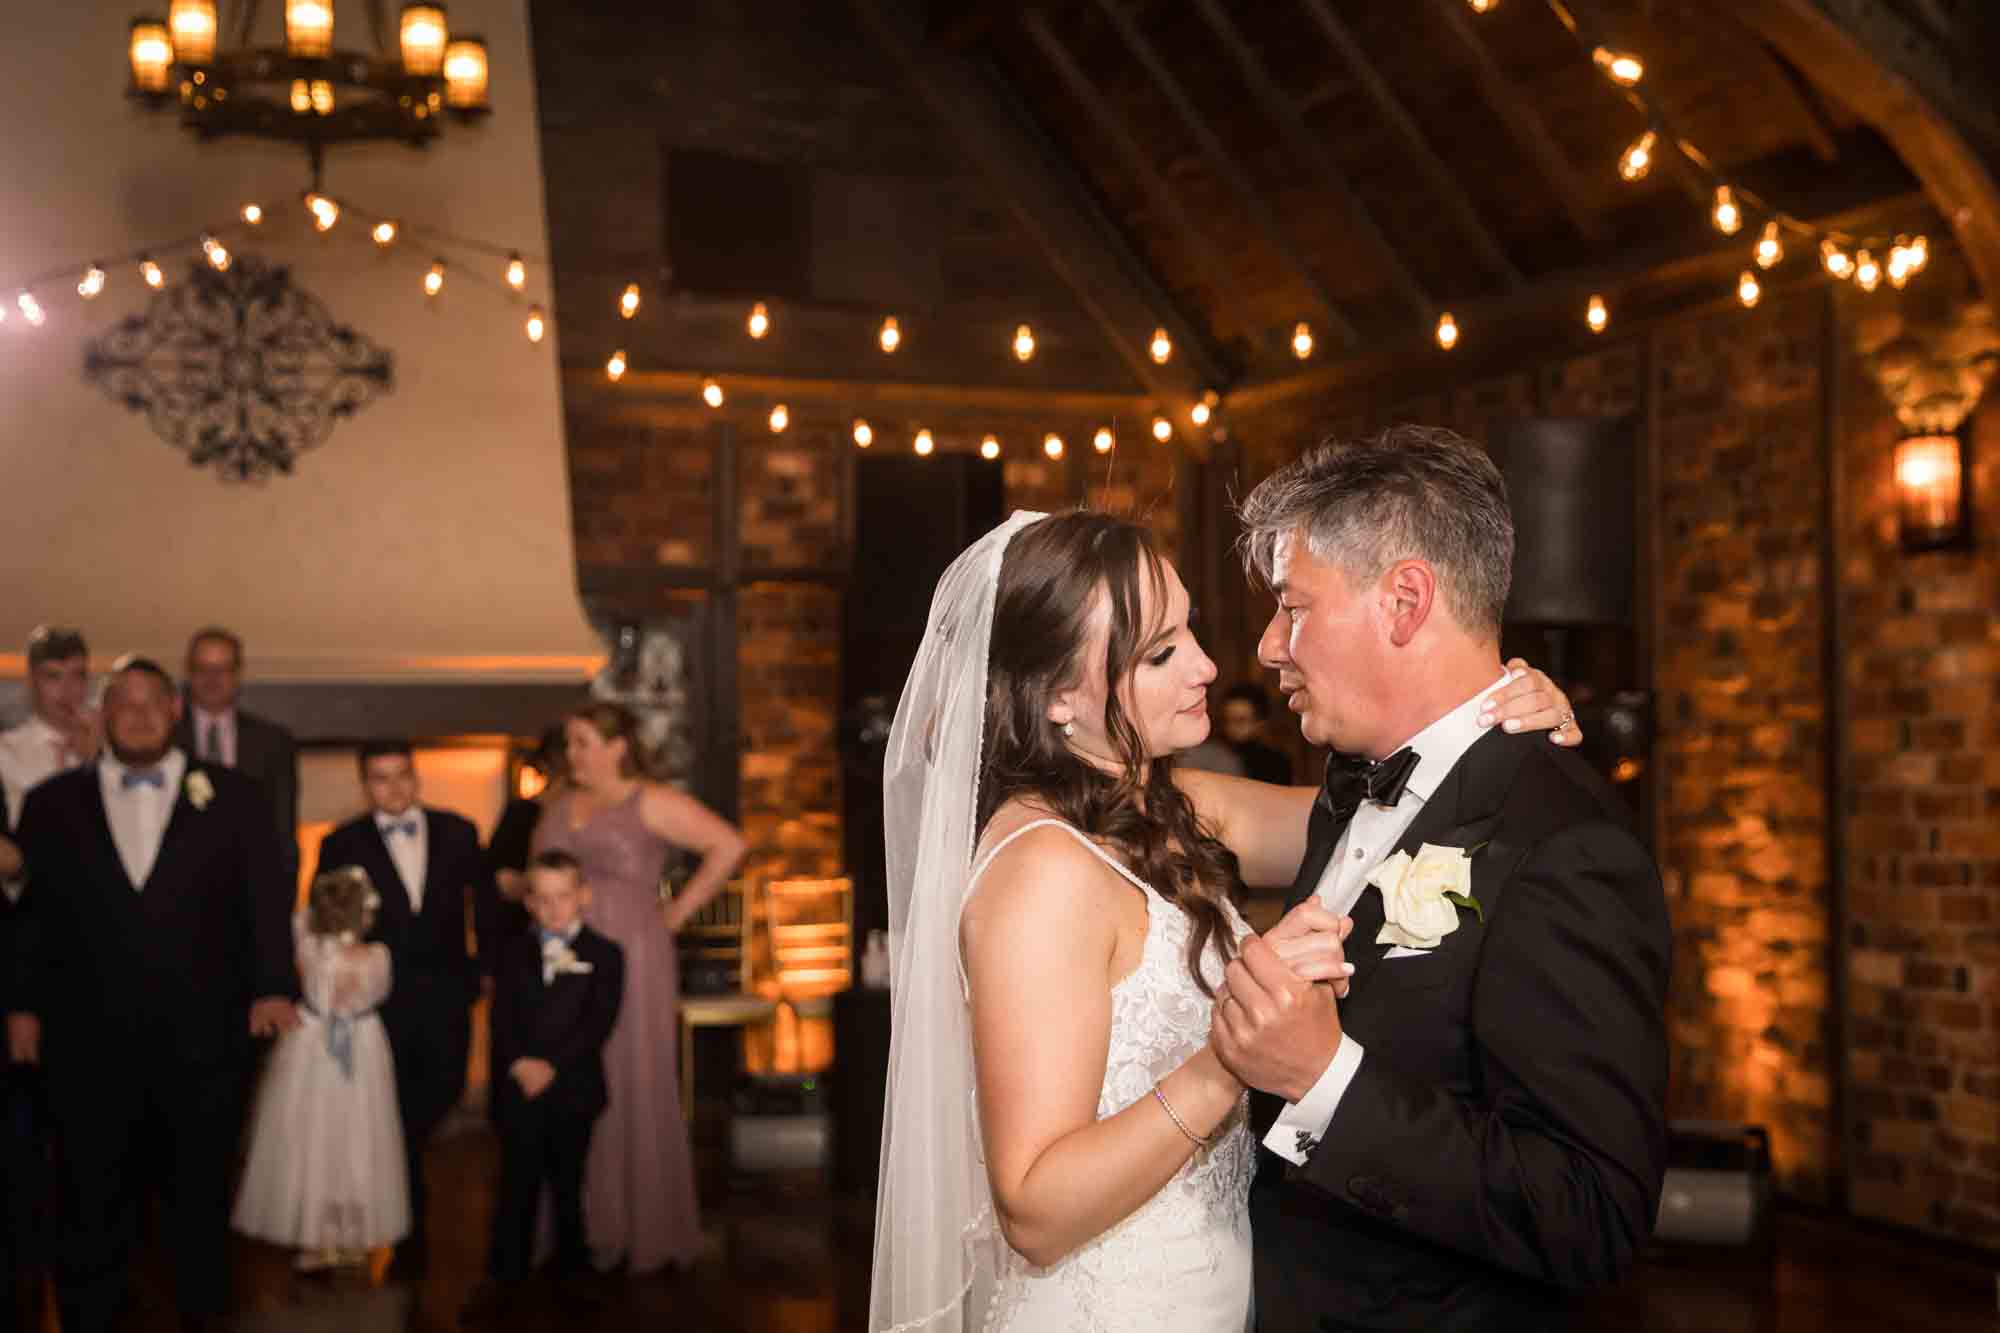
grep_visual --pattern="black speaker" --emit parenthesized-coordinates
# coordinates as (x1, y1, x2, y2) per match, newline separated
(1488, 416, 1637, 627)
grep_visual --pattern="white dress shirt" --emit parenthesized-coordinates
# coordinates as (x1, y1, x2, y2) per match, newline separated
(1264, 672, 1513, 1165)
(377, 807, 428, 911)
(1, 715, 77, 832)
(190, 706, 238, 768)
(98, 749, 188, 890)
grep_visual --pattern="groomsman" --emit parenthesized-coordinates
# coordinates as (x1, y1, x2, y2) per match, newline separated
(173, 627, 300, 883)
(312, 741, 487, 1279)
(7, 657, 297, 1333)
(0, 626, 97, 839)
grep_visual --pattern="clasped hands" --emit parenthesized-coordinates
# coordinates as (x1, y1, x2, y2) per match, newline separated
(510, 1056, 557, 1099)
(1212, 900, 1349, 1105)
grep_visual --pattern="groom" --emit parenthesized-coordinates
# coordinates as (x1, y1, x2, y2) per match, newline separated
(1215, 426, 1670, 1331)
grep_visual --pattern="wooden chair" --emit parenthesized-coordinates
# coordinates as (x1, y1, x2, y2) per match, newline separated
(763, 875, 854, 1021)
(676, 875, 779, 1121)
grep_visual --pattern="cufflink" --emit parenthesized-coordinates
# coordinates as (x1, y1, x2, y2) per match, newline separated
(1293, 1130, 1319, 1159)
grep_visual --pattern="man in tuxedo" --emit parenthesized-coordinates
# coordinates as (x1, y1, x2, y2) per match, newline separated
(6, 656, 297, 1333)
(0, 626, 98, 840)
(311, 740, 486, 1279)
(1219, 426, 1670, 1331)
(173, 627, 300, 884)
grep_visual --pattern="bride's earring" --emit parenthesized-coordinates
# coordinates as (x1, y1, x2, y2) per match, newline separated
(1061, 721, 1075, 739)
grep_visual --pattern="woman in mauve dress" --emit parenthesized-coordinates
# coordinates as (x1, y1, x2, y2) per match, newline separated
(531, 701, 747, 1273)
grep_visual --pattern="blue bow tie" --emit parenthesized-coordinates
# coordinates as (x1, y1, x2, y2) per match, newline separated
(538, 927, 577, 947)
(120, 769, 166, 790)
(381, 819, 418, 838)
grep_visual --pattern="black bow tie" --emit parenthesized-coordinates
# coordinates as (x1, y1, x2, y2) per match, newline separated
(1316, 747, 1421, 818)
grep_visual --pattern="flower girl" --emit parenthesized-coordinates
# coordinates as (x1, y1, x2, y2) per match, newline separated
(233, 866, 410, 1267)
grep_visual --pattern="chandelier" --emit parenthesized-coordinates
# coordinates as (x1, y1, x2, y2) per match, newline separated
(126, 1, 490, 182)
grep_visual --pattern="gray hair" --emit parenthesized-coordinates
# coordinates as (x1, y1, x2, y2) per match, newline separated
(1236, 424, 1514, 638)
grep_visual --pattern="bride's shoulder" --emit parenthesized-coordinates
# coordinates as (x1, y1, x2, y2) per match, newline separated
(963, 805, 1122, 932)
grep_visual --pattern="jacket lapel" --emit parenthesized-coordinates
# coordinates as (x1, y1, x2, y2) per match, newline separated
(82, 770, 138, 896)
(139, 775, 200, 895)
(1283, 755, 1347, 913)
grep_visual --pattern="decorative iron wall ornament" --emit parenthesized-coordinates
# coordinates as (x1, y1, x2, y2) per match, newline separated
(83, 254, 393, 481)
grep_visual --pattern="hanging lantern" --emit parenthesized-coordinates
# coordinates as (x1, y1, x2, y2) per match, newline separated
(399, 4, 449, 77)
(1895, 427, 1972, 551)
(129, 19, 174, 95)
(285, 0, 334, 58)
(168, 0, 217, 65)
(442, 35, 490, 111)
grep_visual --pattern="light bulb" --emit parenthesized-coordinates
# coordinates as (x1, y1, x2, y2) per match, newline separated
(605, 349, 627, 381)
(1618, 130, 1657, 182)
(305, 192, 339, 231)
(1854, 249, 1880, 293)
(1044, 433, 1065, 459)
(1737, 269, 1761, 307)
(141, 258, 164, 289)
(980, 434, 1001, 460)
(290, 79, 312, 113)
(769, 404, 789, 433)
(1149, 326, 1172, 364)
(309, 78, 334, 115)
(1887, 240, 1914, 288)
(424, 261, 446, 296)
(1820, 239, 1853, 280)
(240, 203, 264, 225)
(1755, 221, 1783, 270)
(525, 307, 546, 343)
(702, 379, 724, 408)
(1291, 321, 1314, 359)
(78, 265, 107, 300)
(505, 253, 526, 291)
(372, 220, 398, 247)
(914, 428, 935, 456)
(202, 236, 231, 271)
(1190, 401, 1212, 427)
(1712, 186, 1741, 236)
(879, 316, 901, 353)
(1152, 416, 1172, 443)
(1436, 311, 1459, 349)
(1013, 323, 1035, 362)
(620, 283, 640, 319)
(747, 302, 769, 339)
(1586, 294, 1608, 333)
(1093, 427, 1114, 453)
(1908, 235, 1929, 273)
(16, 292, 45, 327)
(1468, 0, 1497, 11)
(1592, 47, 1644, 86)
(853, 419, 873, 448)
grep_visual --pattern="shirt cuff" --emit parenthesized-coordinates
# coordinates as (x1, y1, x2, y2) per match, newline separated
(1260, 1035, 1366, 1165)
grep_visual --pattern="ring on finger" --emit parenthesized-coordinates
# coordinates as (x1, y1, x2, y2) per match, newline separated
(1557, 710, 1575, 730)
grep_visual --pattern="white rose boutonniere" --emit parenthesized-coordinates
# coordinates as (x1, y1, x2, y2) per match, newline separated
(184, 771, 215, 811)
(1367, 842, 1483, 951)
(541, 937, 596, 985)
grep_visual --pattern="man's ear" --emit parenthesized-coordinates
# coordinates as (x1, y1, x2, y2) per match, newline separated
(1383, 559, 1437, 648)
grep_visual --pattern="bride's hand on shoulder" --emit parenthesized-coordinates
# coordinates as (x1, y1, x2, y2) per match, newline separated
(1260, 900, 1356, 999)
(1483, 660, 1585, 746)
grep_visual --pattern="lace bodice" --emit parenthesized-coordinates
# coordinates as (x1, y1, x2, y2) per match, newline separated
(971, 820, 1255, 1333)
(294, 914, 392, 1017)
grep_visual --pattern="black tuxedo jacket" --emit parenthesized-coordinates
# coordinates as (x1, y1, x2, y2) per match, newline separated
(1249, 728, 1671, 1332)
(173, 708, 299, 873)
(8, 761, 296, 1085)
(489, 925, 623, 1120)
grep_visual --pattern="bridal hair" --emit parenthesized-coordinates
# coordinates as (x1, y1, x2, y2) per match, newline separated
(1236, 423, 1515, 638)
(980, 510, 1240, 993)
(308, 865, 380, 939)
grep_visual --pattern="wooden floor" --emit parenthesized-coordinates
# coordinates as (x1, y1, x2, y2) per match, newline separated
(82, 1114, 2000, 1332)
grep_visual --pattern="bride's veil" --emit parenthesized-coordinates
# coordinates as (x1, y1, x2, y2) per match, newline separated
(869, 509, 1046, 1332)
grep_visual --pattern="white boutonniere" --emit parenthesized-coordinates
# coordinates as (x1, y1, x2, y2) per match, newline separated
(541, 937, 595, 985)
(184, 771, 214, 811)
(1367, 842, 1484, 951)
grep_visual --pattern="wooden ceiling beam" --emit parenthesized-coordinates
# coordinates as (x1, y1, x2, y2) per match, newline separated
(1089, 0, 1364, 347)
(1423, 0, 1606, 245)
(1293, 0, 1524, 291)
(1721, 18, 1842, 163)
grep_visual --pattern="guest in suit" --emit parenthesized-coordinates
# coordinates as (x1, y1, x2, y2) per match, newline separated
(462, 849, 624, 1322)
(310, 740, 486, 1280)
(6, 656, 298, 1333)
(174, 627, 300, 884)
(0, 626, 98, 839)
(1217, 682, 1293, 787)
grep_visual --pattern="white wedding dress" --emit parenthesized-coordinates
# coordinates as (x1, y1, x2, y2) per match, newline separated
(971, 820, 1255, 1333)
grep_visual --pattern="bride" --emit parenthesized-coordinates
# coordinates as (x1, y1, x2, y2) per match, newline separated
(869, 510, 1579, 1332)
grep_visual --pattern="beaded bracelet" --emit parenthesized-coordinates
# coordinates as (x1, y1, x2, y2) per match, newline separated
(1152, 1082, 1213, 1149)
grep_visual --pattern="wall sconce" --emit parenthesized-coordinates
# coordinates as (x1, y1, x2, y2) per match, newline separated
(1894, 425, 1972, 551)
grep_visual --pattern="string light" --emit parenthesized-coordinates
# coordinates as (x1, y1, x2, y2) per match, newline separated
(1291, 322, 1314, 359)
(1617, 130, 1657, 182)
(980, 434, 1001, 461)
(1435, 311, 1459, 349)
(914, 428, 935, 456)
(768, 403, 789, 434)
(879, 316, 901, 353)
(747, 302, 770, 339)
(424, 260, 446, 297)
(1468, 0, 1497, 11)
(1853, 248, 1881, 293)
(201, 235, 231, 271)
(620, 283, 640, 319)
(505, 252, 526, 291)
(1820, 239, 1854, 280)
(78, 265, 106, 300)
(702, 378, 724, 408)
(1586, 294, 1608, 333)
(605, 349, 626, 381)
(1737, 269, 1762, 307)
(852, 419, 873, 448)
(372, 220, 398, 247)
(1907, 235, 1929, 273)
(240, 203, 264, 225)
(1013, 323, 1035, 362)
(305, 192, 339, 231)
(1711, 186, 1741, 236)
(1152, 416, 1172, 443)
(140, 258, 164, 289)
(1591, 48, 1644, 86)
(1755, 221, 1784, 269)
(524, 306, 546, 343)
(16, 292, 45, 327)
(1190, 401, 1212, 427)
(1044, 433, 1065, 460)
(1148, 326, 1172, 364)
(1093, 427, 1114, 454)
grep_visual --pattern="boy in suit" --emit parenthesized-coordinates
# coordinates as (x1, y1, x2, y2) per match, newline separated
(462, 849, 623, 1321)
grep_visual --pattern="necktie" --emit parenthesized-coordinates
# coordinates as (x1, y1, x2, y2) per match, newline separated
(121, 769, 165, 790)
(203, 719, 222, 764)
(383, 820, 418, 838)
